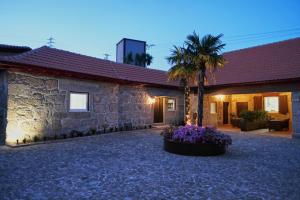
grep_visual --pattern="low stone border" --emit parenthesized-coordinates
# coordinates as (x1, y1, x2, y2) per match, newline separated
(6, 128, 152, 148)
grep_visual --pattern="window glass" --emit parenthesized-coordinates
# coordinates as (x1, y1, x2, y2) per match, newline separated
(210, 102, 217, 114)
(167, 99, 176, 111)
(70, 92, 88, 111)
(264, 96, 279, 113)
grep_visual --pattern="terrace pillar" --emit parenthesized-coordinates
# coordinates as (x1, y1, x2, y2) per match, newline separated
(292, 91, 300, 139)
(0, 70, 8, 145)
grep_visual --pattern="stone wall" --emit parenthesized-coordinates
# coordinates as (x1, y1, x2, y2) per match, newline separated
(146, 87, 184, 125)
(118, 85, 153, 127)
(292, 91, 300, 138)
(0, 70, 8, 144)
(5, 71, 184, 144)
(190, 92, 293, 129)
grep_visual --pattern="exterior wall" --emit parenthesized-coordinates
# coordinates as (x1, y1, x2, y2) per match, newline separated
(5, 71, 183, 144)
(292, 91, 300, 138)
(190, 92, 293, 130)
(0, 70, 8, 144)
(116, 39, 124, 63)
(146, 87, 184, 125)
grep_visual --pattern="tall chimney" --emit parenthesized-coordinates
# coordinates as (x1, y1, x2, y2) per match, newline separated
(116, 38, 146, 67)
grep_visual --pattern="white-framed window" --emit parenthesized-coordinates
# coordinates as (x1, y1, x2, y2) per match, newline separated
(69, 92, 89, 112)
(264, 96, 279, 113)
(210, 102, 217, 114)
(167, 98, 176, 111)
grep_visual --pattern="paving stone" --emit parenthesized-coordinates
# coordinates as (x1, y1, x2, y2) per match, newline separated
(0, 130, 300, 200)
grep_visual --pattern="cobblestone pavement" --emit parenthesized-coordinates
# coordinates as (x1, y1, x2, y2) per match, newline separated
(1, 129, 300, 200)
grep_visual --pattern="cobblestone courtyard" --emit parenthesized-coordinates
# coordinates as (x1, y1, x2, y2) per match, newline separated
(1, 129, 300, 200)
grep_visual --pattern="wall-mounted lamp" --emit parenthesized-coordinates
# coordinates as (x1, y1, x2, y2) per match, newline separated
(215, 95, 225, 101)
(147, 97, 156, 104)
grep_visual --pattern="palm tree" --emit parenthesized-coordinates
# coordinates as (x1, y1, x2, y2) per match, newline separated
(124, 52, 134, 64)
(124, 52, 153, 67)
(135, 53, 153, 67)
(185, 32, 226, 126)
(167, 46, 196, 124)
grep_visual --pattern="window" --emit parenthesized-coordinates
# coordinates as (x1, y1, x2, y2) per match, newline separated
(210, 102, 217, 114)
(70, 92, 89, 112)
(167, 98, 176, 111)
(264, 96, 279, 113)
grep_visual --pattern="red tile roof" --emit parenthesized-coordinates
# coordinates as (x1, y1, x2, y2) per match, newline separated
(0, 37, 299, 88)
(207, 37, 300, 86)
(0, 46, 179, 87)
(0, 44, 32, 53)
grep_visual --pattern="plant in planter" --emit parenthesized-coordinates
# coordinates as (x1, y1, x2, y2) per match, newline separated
(33, 136, 40, 142)
(70, 130, 76, 138)
(240, 110, 270, 131)
(90, 128, 97, 135)
(102, 124, 109, 133)
(162, 125, 232, 156)
(77, 131, 84, 137)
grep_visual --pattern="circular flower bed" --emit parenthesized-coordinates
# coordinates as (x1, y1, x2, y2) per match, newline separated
(162, 125, 232, 156)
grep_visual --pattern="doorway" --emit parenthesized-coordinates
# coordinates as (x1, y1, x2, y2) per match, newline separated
(154, 97, 164, 123)
(223, 102, 229, 124)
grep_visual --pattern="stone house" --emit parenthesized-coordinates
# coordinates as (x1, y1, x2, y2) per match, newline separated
(0, 37, 300, 145)
(0, 45, 184, 145)
(189, 38, 300, 138)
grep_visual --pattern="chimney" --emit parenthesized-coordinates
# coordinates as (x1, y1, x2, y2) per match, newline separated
(116, 38, 147, 67)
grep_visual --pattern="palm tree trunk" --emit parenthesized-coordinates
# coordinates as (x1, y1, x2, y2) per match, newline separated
(197, 68, 205, 126)
(184, 83, 190, 124)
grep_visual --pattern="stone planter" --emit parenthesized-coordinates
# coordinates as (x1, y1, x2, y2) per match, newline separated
(164, 139, 227, 156)
(240, 119, 269, 131)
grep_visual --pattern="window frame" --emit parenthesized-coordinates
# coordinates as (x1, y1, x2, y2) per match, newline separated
(167, 98, 176, 111)
(210, 102, 217, 114)
(264, 96, 279, 113)
(69, 92, 89, 112)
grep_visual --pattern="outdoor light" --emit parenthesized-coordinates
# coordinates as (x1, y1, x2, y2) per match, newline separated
(186, 115, 192, 125)
(148, 97, 156, 104)
(215, 95, 225, 101)
(6, 126, 24, 144)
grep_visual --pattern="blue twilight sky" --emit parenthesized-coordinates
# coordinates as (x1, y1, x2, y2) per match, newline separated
(1, 0, 300, 71)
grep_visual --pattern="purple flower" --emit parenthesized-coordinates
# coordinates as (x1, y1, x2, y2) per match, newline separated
(167, 125, 232, 146)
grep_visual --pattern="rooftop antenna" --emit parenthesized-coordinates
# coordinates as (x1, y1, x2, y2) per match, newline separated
(103, 53, 111, 60)
(47, 37, 55, 48)
(146, 44, 155, 50)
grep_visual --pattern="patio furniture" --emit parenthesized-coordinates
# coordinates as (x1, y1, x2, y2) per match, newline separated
(231, 117, 241, 128)
(268, 119, 289, 131)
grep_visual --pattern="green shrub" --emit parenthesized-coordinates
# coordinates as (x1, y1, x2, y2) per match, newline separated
(240, 110, 270, 122)
(33, 136, 40, 142)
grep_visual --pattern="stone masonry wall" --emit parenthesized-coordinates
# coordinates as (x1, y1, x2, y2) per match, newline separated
(146, 87, 184, 125)
(0, 70, 8, 144)
(5, 71, 184, 144)
(292, 91, 300, 138)
(190, 92, 293, 129)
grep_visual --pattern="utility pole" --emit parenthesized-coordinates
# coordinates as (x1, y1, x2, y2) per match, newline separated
(103, 53, 111, 60)
(47, 37, 55, 48)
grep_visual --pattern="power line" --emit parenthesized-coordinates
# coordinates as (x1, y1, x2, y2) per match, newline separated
(224, 27, 300, 40)
(226, 32, 300, 45)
